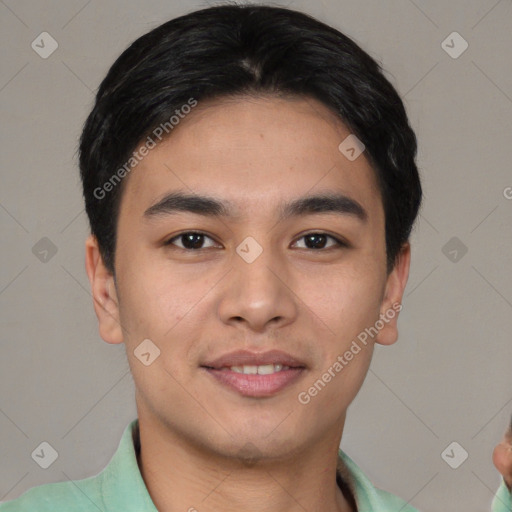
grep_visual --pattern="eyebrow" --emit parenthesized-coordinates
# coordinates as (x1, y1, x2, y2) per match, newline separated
(143, 190, 368, 223)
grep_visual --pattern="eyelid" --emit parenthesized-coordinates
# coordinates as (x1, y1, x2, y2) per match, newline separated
(163, 230, 220, 248)
(291, 231, 348, 249)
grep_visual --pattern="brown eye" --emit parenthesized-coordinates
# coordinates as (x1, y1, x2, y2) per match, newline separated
(165, 232, 218, 250)
(293, 233, 346, 250)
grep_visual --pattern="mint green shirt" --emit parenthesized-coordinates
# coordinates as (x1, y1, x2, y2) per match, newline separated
(1, 418, 510, 511)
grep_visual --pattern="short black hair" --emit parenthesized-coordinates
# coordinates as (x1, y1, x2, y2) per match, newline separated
(79, 3, 422, 274)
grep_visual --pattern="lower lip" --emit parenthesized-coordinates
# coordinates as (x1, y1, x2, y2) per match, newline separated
(202, 367, 305, 397)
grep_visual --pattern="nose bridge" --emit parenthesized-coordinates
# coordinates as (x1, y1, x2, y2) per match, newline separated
(236, 240, 280, 293)
(218, 236, 297, 330)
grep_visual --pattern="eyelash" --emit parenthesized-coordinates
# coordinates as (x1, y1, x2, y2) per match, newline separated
(163, 231, 348, 251)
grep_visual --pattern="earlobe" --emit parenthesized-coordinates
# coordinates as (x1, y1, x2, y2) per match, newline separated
(375, 242, 411, 346)
(84, 235, 124, 344)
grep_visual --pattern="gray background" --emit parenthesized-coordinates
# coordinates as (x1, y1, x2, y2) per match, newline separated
(0, 0, 511, 510)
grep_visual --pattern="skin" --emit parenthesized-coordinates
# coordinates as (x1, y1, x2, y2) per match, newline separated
(493, 423, 512, 492)
(84, 95, 510, 511)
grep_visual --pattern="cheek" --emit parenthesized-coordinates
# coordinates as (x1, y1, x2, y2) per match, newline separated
(117, 258, 210, 330)
(295, 272, 381, 404)
(303, 268, 384, 340)
(297, 341, 374, 420)
(115, 263, 217, 380)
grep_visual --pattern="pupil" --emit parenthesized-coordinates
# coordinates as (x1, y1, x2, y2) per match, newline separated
(306, 234, 326, 249)
(183, 233, 203, 249)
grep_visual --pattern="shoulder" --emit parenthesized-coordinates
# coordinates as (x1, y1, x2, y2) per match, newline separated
(367, 487, 418, 511)
(491, 478, 512, 512)
(0, 418, 147, 512)
(338, 449, 419, 512)
(0, 474, 103, 512)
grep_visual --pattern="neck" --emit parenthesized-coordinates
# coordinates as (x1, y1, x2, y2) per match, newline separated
(134, 415, 357, 512)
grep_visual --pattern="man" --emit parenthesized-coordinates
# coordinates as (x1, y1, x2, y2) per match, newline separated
(1, 4, 510, 511)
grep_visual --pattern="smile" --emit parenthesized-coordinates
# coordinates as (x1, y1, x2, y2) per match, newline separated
(220, 364, 290, 375)
(202, 366, 305, 397)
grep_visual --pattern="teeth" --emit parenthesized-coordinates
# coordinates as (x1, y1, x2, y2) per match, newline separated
(225, 364, 290, 375)
(257, 364, 275, 375)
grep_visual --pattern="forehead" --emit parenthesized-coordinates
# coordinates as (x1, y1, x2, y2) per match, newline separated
(120, 96, 383, 223)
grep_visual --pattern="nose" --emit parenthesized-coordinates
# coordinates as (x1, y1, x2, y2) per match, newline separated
(217, 244, 298, 333)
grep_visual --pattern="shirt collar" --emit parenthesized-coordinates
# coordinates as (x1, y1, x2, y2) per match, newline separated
(98, 418, 384, 512)
(98, 418, 158, 511)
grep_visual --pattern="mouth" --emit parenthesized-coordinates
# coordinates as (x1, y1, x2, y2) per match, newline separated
(204, 363, 297, 374)
(201, 349, 307, 397)
(201, 367, 305, 397)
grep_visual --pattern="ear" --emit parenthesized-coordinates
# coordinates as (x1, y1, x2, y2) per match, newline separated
(375, 242, 411, 346)
(84, 234, 124, 344)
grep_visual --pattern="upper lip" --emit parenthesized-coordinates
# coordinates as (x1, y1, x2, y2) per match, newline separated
(202, 349, 306, 369)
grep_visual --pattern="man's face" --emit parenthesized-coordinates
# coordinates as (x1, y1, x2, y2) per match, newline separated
(88, 96, 409, 461)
